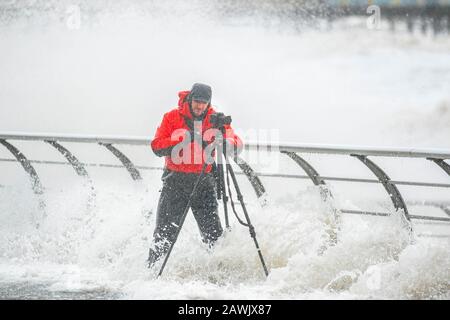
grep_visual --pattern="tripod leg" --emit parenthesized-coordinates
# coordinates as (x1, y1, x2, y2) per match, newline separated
(217, 152, 230, 229)
(225, 159, 269, 277)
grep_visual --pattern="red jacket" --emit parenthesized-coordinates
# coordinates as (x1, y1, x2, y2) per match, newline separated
(151, 90, 243, 173)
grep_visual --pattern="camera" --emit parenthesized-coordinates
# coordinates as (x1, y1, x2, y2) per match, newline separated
(209, 112, 232, 128)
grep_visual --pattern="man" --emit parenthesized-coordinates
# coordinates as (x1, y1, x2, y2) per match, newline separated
(148, 83, 243, 268)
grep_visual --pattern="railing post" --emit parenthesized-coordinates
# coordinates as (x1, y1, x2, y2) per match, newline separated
(232, 156, 267, 204)
(100, 143, 142, 181)
(0, 139, 46, 225)
(351, 154, 411, 222)
(0, 139, 44, 195)
(45, 140, 90, 177)
(427, 158, 450, 176)
(280, 151, 333, 202)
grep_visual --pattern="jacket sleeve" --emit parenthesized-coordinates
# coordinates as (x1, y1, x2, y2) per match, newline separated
(151, 112, 183, 157)
(223, 124, 244, 157)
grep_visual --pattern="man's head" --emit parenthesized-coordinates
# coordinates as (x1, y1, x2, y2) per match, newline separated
(188, 83, 212, 118)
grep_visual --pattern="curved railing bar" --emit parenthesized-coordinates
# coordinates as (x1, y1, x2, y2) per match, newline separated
(351, 155, 410, 222)
(5, 155, 449, 220)
(2, 157, 449, 189)
(0, 156, 448, 223)
(427, 158, 450, 176)
(99, 143, 142, 181)
(279, 151, 339, 251)
(233, 156, 266, 199)
(44, 140, 89, 177)
(0, 139, 44, 195)
(1, 133, 449, 160)
(43, 140, 96, 210)
(280, 151, 326, 186)
(1, 132, 449, 225)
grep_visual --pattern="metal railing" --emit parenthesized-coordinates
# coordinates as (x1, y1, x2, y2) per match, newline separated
(1, 132, 449, 228)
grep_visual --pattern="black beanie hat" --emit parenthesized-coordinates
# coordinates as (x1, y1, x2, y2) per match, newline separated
(189, 83, 212, 104)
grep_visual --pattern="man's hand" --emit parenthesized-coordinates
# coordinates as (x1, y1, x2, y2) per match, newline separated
(224, 138, 240, 158)
(203, 137, 236, 155)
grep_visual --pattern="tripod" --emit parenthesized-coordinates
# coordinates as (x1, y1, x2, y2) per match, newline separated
(157, 126, 269, 278)
(214, 129, 269, 277)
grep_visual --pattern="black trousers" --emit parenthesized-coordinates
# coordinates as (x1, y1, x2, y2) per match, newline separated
(147, 169, 223, 267)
